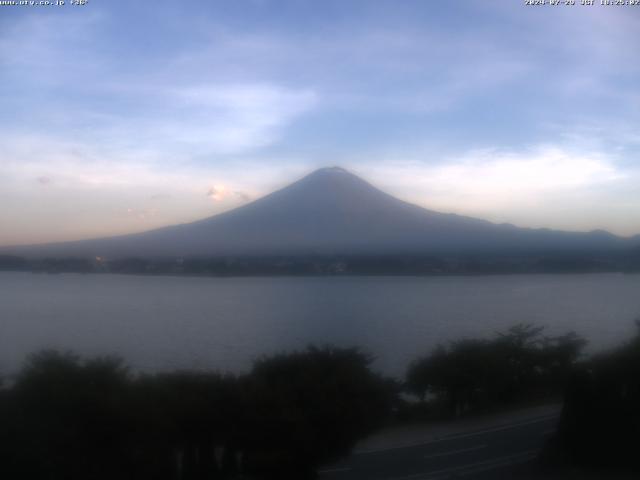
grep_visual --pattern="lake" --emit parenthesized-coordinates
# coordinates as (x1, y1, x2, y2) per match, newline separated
(1, 272, 639, 377)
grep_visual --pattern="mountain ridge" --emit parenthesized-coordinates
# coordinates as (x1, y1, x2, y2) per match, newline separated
(1, 167, 637, 259)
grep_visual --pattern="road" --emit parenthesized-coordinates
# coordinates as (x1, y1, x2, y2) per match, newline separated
(319, 410, 559, 480)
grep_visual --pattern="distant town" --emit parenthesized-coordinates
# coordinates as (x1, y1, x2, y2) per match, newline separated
(2, 251, 640, 276)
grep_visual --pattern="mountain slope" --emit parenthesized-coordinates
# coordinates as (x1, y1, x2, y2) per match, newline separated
(2, 167, 634, 258)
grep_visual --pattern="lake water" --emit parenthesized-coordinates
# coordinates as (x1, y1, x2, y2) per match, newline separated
(1, 272, 639, 377)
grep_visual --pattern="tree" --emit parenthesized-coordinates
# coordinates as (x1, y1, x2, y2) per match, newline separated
(5, 350, 131, 479)
(1, 346, 396, 480)
(244, 346, 396, 479)
(555, 323, 640, 472)
(406, 324, 586, 416)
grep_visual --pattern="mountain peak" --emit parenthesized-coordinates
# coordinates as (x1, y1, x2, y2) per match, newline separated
(290, 166, 380, 196)
(300, 166, 368, 185)
(315, 166, 350, 174)
(305, 166, 356, 180)
(3, 167, 631, 259)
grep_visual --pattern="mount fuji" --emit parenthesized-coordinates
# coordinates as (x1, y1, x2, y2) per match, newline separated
(3, 167, 635, 259)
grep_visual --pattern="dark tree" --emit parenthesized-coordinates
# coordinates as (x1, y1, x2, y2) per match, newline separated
(244, 346, 397, 479)
(406, 324, 586, 417)
(0, 346, 396, 480)
(554, 323, 640, 472)
(2, 351, 131, 479)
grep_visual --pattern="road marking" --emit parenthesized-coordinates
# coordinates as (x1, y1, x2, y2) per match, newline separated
(423, 444, 487, 460)
(357, 413, 559, 455)
(318, 466, 352, 475)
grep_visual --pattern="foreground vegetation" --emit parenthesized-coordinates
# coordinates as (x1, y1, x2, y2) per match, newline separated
(0, 347, 395, 480)
(405, 324, 585, 418)
(2, 323, 640, 478)
(548, 324, 640, 473)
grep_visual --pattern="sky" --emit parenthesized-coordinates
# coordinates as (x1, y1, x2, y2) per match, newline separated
(1, 0, 639, 246)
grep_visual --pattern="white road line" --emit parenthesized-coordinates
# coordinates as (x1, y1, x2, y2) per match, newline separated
(423, 444, 487, 460)
(357, 414, 558, 455)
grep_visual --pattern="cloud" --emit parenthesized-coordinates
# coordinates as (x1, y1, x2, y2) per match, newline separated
(206, 186, 226, 202)
(146, 83, 318, 154)
(205, 186, 251, 203)
(365, 145, 640, 234)
(0, 132, 299, 245)
(126, 207, 158, 221)
(372, 146, 623, 205)
(170, 24, 531, 115)
(233, 191, 251, 202)
(0, 12, 319, 158)
(429, 148, 621, 195)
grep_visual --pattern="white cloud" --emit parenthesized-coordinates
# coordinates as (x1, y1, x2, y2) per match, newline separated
(0, 132, 310, 245)
(372, 147, 621, 198)
(366, 146, 639, 235)
(148, 83, 318, 154)
(206, 185, 226, 202)
(0, 12, 319, 157)
(427, 148, 621, 196)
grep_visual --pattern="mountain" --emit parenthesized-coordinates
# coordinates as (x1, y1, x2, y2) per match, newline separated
(2, 167, 635, 259)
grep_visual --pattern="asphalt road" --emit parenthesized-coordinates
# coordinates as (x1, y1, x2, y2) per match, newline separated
(318, 413, 559, 480)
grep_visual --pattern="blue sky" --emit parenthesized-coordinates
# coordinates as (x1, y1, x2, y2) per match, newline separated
(1, 0, 639, 245)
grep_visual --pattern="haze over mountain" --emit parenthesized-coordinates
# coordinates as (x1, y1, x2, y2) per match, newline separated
(3, 167, 637, 259)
